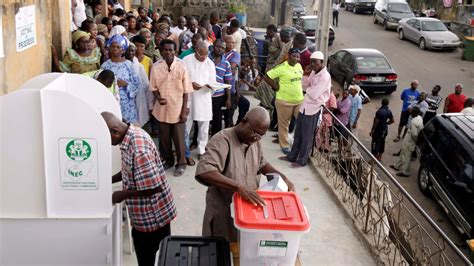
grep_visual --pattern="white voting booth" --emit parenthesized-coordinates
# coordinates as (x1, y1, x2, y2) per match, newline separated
(0, 73, 123, 265)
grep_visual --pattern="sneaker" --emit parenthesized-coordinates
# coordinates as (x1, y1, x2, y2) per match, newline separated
(281, 148, 290, 155)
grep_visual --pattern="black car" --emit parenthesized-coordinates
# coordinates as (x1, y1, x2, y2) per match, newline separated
(345, 0, 377, 14)
(416, 114, 474, 238)
(328, 48, 397, 94)
(293, 15, 335, 46)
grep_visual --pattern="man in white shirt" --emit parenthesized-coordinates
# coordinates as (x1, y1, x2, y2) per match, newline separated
(182, 41, 217, 159)
(461, 98, 473, 114)
(170, 16, 187, 37)
(223, 19, 243, 53)
(390, 107, 424, 177)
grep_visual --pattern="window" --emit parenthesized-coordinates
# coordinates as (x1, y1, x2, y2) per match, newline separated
(354, 56, 391, 69)
(406, 19, 416, 26)
(388, 3, 412, 13)
(413, 20, 420, 29)
(342, 54, 353, 67)
(334, 51, 346, 62)
(421, 20, 447, 31)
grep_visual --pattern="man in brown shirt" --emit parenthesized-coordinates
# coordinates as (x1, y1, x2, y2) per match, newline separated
(195, 107, 295, 242)
(150, 39, 193, 176)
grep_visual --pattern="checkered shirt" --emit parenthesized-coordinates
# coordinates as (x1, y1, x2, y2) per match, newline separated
(120, 125, 177, 232)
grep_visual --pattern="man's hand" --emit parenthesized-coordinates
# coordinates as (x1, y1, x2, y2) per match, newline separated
(238, 185, 266, 206)
(352, 122, 357, 129)
(192, 82, 202, 90)
(117, 79, 128, 87)
(112, 191, 125, 204)
(285, 179, 296, 192)
(225, 99, 232, 109)
(179, 108, 189, 123)
(158, 98, 167, 105)
(369, 131, 373, 137)
(303, 65, 312, 76)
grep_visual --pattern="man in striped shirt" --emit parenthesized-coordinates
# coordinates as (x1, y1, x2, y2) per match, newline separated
(102, 112, 177, 266)
(209, 39, 233, 136)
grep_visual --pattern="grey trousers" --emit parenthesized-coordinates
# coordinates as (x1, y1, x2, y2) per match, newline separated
(287, 110, 320, 165)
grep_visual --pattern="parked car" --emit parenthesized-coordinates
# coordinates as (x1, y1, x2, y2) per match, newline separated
(291, 0, 306, 20)
(416, 114, 474, 238)
(328, 48, 397, 94)
(293, 15, 335, 46)
(373, 0, 415, 30)
(397, 17, 461, 50)
(345, 0, 377, 14)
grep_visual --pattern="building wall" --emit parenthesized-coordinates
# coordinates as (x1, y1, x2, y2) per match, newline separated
(0, 0, 60, 95)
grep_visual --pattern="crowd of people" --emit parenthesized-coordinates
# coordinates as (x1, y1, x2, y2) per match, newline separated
(55, 1, 472, 265)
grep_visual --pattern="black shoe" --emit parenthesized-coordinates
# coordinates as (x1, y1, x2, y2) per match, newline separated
(162, 162, 174, 170)
(396, 173, 410, 177)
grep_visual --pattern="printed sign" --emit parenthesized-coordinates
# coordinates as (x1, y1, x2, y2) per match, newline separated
(59, 138, 99, 190)
(258, 240, 288, 257)
(15, 5, 36, 52)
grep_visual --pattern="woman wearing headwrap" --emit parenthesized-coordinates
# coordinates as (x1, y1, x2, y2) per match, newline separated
(255, 25, 293, 123)
(109, 25, 127, 38)
(52, 30, 101, 74)
(125, 43, 153, 127)
(101, 35, 141, 124)
(138, 28, 156, 60)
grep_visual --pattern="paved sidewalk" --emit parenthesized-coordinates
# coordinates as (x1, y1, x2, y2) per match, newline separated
(123, 97, 375, 265)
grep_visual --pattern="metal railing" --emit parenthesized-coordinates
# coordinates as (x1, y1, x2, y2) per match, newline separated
(311, 106, 472, 265)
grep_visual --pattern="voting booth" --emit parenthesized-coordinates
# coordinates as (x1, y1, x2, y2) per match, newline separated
(0, 73, 122, 265)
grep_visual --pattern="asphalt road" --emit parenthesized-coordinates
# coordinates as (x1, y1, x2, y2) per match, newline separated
(302, 0, 473, 252)
(309, 7, 473, 251)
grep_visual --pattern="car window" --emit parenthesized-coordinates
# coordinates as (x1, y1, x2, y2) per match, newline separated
(421, 20, 447, 31)
(303, 18, 318, 30)
(434, 129, 468, 179)
(334, 51, 346, 61)
(354, 56, 390, 69)
(406, 19, 416, 26)
(388, 3, 411, 13)
(413, 20, 420, 29)
(342, 54, 353, 66)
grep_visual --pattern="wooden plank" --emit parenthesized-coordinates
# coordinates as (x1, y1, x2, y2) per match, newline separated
(230, 242, 301, 266)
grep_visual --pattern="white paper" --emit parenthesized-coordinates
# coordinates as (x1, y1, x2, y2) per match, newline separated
(0, 12, 4, 58)
(15, 5, 37, 52)
(208, 82, 232, 90)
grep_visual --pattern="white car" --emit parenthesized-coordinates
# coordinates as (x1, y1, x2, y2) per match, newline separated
(397, 17, 461, 50)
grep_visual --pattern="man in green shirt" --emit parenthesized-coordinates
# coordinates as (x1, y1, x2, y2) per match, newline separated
(263, 48, 304, 154)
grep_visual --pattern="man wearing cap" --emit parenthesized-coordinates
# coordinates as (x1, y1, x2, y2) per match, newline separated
(348, 85, 363, 138)
(263, 48, 304, 154)
(281, 51, 331, 167)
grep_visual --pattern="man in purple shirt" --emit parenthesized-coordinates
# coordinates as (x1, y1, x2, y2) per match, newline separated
(334, 90, 352, 149)
(280, 51, 331, 167)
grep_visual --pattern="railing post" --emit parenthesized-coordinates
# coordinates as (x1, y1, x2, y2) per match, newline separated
(364, 160, 375, 234)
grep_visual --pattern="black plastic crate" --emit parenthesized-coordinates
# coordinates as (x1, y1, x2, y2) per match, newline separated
(157, 236, 231, 266)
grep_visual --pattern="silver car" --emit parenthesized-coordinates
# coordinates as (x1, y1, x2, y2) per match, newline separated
(397, 17, 461, 50)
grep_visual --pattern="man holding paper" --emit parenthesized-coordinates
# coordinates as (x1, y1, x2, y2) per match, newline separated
(182, 41, 217, 159)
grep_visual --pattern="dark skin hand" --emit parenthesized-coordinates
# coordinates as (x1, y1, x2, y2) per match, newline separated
(196, 163, 295, 206)
(263, 74, 279, 92)
(110, 172, 163, 204)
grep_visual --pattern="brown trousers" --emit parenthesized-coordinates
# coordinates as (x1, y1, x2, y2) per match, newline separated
(276, 99, 302, 148)
(158, 121, 186, 167)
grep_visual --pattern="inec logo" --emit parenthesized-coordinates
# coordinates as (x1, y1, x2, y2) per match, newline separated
(66, 139, 91, 161)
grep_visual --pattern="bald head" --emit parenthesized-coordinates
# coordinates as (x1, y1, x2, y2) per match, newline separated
(245, 107, 270, 127)
(101, 112, 128, 145)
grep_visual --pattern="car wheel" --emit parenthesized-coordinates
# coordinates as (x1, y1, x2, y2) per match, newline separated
(418, 165, 432, 197)
(373, 14, 378, 24)
(383, 20, 389, 30)
(419, 38, 426, 50)
(398, 29, 405, 40)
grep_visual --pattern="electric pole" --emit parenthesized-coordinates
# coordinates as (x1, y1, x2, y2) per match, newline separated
(316, 0, 331, 64)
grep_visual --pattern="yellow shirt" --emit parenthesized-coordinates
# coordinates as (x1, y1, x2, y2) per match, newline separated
(139, 56, 153, 77)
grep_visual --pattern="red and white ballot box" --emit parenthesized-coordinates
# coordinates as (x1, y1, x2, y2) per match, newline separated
(231, 191, 310, 266)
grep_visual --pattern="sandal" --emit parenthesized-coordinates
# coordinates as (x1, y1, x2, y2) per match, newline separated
(174, 167, 185, 177)
(272, 139, 279, 144)
(393, 136, 401, 142)
(186, 157, 196, 166)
